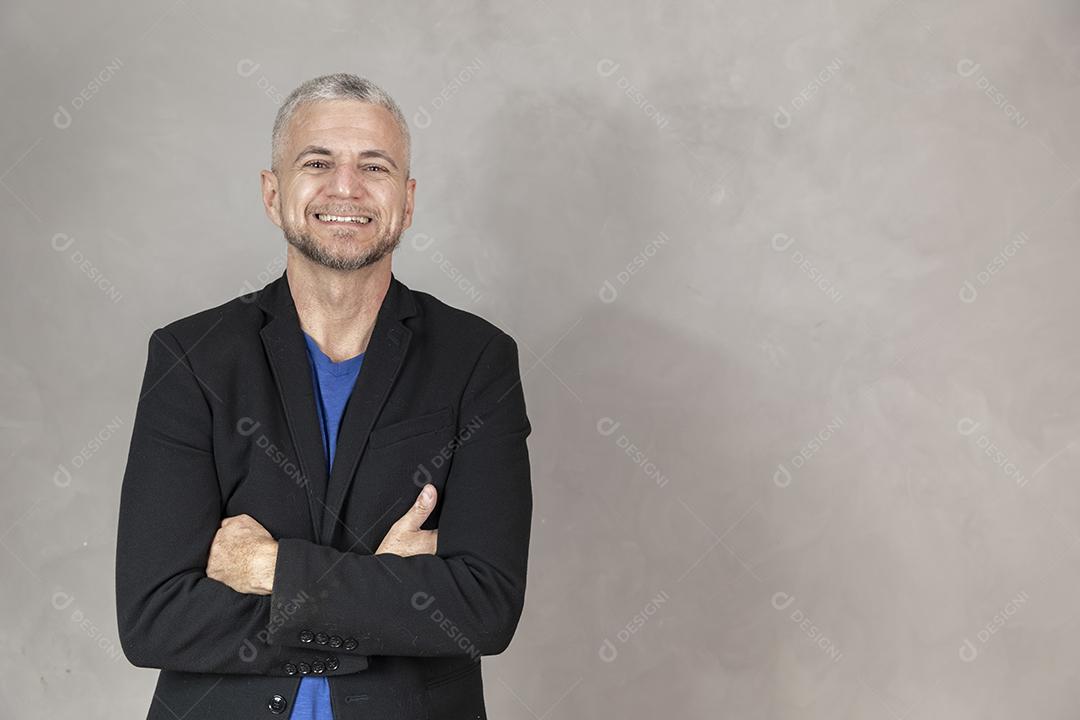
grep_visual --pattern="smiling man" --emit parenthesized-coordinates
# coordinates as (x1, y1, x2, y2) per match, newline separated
(116, 74, 533, 720)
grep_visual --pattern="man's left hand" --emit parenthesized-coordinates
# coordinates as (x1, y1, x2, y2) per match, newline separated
(206, 514, 278, 595)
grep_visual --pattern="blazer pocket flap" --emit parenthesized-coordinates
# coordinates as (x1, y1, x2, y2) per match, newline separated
(369, 406, 453, 449)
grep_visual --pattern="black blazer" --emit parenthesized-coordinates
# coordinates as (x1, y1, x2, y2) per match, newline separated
(115, 269, 533, 719)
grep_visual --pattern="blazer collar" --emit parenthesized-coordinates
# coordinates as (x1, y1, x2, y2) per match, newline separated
(256, 267, 418, 544)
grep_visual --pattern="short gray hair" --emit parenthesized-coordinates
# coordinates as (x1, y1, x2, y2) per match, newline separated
(271, 73, 411, 176)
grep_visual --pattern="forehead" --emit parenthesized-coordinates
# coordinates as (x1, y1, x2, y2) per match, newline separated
(284, 99, 405, 157)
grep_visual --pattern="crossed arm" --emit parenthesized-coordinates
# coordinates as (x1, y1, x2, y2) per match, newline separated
(115, 327, 532, 675)
(205, 483, 441, 595)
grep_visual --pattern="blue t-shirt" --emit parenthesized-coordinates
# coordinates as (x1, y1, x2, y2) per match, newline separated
(290, 331, 365, 720)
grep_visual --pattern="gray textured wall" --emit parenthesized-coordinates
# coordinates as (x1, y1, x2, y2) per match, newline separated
(3, 0, 1080, 717)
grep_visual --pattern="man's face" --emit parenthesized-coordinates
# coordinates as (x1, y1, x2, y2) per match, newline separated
(261, 99, 415, 271)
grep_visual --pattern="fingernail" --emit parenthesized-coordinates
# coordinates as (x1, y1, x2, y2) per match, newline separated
(421, 485, 433, 504)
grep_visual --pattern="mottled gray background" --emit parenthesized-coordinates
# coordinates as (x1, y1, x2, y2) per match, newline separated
(3, 0, 1080, 717)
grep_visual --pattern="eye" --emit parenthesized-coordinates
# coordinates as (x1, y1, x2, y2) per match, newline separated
(304, 160, 329, 169)
(365, 164, 388, 172)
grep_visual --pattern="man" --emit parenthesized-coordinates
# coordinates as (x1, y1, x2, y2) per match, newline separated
(115, 73, 533, 720)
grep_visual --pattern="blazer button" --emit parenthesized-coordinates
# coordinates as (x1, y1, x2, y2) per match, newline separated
(315, 632, 329, 645)
(326, 656, 339, 671)
(298, 630, 314, 643)
(343, 638, 358, 651)
(298, 662, 311, 675)
(328, 635, 342, 648)
(268, 694, 288, 714)
(312, 660, 325, 674)
(283, 663, 298, 676)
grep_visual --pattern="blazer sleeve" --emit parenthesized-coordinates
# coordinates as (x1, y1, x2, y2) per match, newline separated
(267, 330, 533, 657)
(115, 327, 369, 675)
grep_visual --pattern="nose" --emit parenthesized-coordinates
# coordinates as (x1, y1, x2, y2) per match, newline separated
(328, 163, 368, 198)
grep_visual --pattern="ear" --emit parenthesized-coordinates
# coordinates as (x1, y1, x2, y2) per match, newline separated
(402, 176, 417, 231)
(260, 169, 283, 229)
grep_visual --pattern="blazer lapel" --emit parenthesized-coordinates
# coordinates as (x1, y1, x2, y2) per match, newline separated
(321, 273, 417, 544)
(257, 271, 329, 541)
(256, 267, 419, 546)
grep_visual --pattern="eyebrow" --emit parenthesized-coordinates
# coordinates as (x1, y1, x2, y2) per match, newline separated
(294, 145, 399, 171)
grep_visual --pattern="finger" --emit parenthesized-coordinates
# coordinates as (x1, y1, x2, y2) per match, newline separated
(399, 530, 438, 557)
(415, 530, 437, 556)
(395, 484, 437, 532)
(417, 484, 436, 510)
(222, 514, 266, 534)
(239, 513, 266, 530)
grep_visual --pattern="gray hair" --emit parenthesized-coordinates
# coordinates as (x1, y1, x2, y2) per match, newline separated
(271, 73, 411, 176)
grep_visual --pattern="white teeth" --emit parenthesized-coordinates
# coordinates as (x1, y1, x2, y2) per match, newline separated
(317, 214, 371, 224)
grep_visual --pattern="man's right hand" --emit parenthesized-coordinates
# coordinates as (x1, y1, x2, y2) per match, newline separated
(375, 483, 439, 557)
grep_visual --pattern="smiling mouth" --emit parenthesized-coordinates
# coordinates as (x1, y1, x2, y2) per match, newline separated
(315, 213, 373, 225)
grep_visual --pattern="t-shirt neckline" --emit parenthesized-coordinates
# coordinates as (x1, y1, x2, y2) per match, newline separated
(302, 331, 365, 377)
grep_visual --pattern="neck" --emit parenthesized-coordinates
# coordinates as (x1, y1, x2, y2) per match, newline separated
(285, 247, 392, 361)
